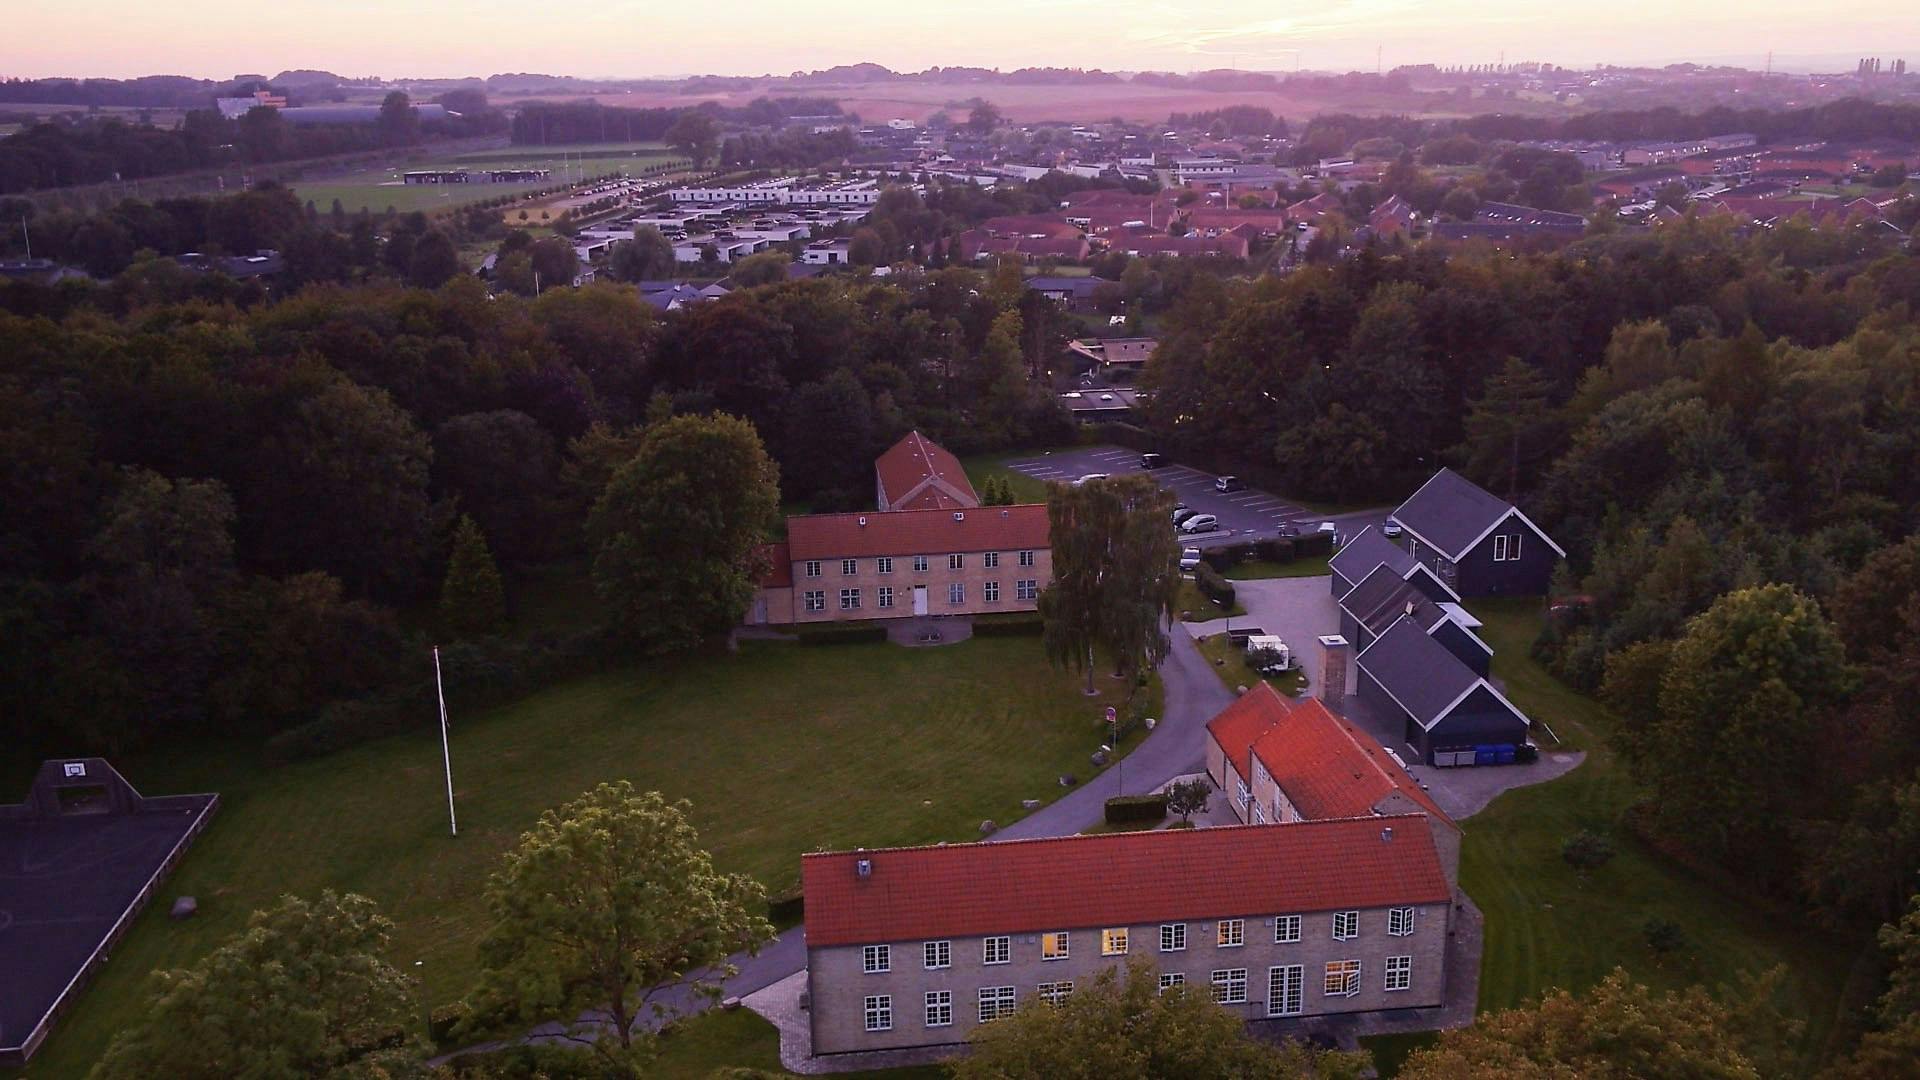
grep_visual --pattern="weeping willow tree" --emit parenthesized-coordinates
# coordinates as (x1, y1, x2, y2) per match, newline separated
(1037, 474, 1181, 697)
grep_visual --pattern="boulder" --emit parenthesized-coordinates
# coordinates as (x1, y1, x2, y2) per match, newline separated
(1059, 775, 1078, 787)
(979, 820, 997, 835)
(1021, 799, 1041, 810)
(169, 896, 197, 921)
(1090, 750, 1110, 766)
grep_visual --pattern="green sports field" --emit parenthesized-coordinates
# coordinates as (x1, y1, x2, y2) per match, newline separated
(289, 141, 686, 215)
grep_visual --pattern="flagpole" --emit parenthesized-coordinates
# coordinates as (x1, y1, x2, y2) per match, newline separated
(433, 646, 457, 837)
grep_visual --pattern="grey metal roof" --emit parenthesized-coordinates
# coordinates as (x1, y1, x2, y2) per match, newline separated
(1340, 566, 1441, 638)
(1358, 617, 1480, 726)
(1329, 526, 1415, 589)
(1391, 468, 1514, 561)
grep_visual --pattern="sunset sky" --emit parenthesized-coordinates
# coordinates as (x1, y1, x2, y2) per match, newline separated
(8, 0, 1918, 80)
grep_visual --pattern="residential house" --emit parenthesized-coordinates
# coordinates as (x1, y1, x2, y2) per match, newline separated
(1065, 337, 1157, 382)
(1357, 616, 1531, 765)
(1026, 276, 1111, 310)
(1368, 195, 1417, 239)
(802, 817, 1454, 1055)
(1335, 563, 1490, 677)
(875, 431, 979, 511)
(1058, 388, 1141, 423)
(1390, 469, 1565, 597)
(1108, 231, 1251, 259)
(1326, 525, 1415, 598)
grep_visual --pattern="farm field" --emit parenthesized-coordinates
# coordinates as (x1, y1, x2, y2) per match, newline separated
(288, 141, 684, 215)
(10, 636, 1140, 1078)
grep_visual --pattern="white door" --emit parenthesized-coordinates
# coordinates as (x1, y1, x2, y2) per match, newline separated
(912, 586, 929, 616)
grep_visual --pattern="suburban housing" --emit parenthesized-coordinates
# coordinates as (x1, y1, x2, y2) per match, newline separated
(801, 817, 1454, 1055)
(1390, 468, 1565, 598)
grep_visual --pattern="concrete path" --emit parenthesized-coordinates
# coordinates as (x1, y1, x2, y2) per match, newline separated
(1184, 576, 1343, 701)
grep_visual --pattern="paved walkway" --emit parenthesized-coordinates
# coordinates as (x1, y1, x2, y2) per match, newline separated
(1185, 576, 1343, 700)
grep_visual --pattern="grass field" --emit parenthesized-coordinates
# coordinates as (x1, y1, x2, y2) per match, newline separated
(1193, 631, 1307, 696)
(962, 451, 1053, 503)
(289, 141, 683, 216)
(1447, 599, 1858, 1074)
(14, 636, 1141, 1078)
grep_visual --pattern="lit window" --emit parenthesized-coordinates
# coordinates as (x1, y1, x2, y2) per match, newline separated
(1332, 911, 1358, 941)
(877, 557, 894, 574)
(1160, 923, 1187, 952)
(878, 586, 894, 609)
(1037, 980, 1074, 1006)
(984, 936, 1010, 964)
(864, 994, 892, 1032)
(1101, 928, 1128, 956)
(1211, 968, 1247, 1004)
(1275, 915, 1301, 944)
(913, 555, 930, 572)
(1324, 960, 1361, 997)
(862, 944, 890, 973)
(1388, 907, 1414, 937)
(949, 553, 965, 570)
(1041, 931, 1069, 960)
(948, 583, 965, 605)
(1268, 965, 1304, 1016)
(984, 581, 1000, 602)
(805, 560, 822, 578)
(1217, 919, 1244, 948)
(1385, 955, 1411, 992)
(924, 940, 950, 969)
(978, 986, 1016, 1023)
(1158, 972, 1185, 992)
(983, 551, 1000, 568)
(925, 990, 952, 1027)
(842, 559, 858, 576)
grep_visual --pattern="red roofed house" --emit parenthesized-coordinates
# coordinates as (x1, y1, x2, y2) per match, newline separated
(802, 816, 1454, 1054)
(1204, 684, 1461, 881)
(750, 431, 1053, 625)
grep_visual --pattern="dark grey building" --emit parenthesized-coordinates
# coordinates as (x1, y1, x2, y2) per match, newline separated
(1328, 525, 1415, 598)
(1391, 469, 1565, 598)
(1356, 617, 1530, 765)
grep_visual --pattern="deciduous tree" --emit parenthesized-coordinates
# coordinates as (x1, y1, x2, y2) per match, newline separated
(1039, 474, 1180, 695)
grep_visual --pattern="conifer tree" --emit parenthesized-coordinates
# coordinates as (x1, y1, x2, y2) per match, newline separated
(441, 515, 506, 637)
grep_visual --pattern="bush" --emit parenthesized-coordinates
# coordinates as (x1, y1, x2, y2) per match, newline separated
(972, 613, 1045, 637)
(429, 1002, 470, 1046)
(1099, 422, 1156, 452)
(1193, 563, 1237, 609)
(796, 623, 888, 646)
(1202, 543, 1258, 571)
(1294, 530, 1334, 558)
(767, 888, 804, 926)
(1104, 793, 1168, 824)
(1643, 917, 1686, 954)
(1562, 829, 1616, 872)
(1257, 537, 1296, 563)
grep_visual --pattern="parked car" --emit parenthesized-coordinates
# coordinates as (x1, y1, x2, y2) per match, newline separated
(1214, 475, 1244, 492)
(1171, 508, 1200, 527)
(1071, 473, 1109, 487)
(1382, 518, 1403, 538)
(1140, 452, 1165, 469)
(1180, 514, 1219, 534)
(1179, 547, 1202, 571)
(1316, 521, 1337, 534)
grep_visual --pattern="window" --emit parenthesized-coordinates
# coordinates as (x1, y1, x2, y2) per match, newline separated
(984, 581, 1000, 602)
(840, 588, 862, 611)
(948, 583, 965, 605)
(1019, 549, 1036, 567)
(1332, 911, 1359, 941)
(978, 986, 1016, 1023)
(1101, 928, 1128, 956)
(1493, 535, 1509, 561)
(1268, 965, 1304, 1016)
(1251, 803, 1267, 824)
(983, 936, 1010, 965)
(1041, 931, 1069, 960)
(1217, 919, 1244, 948)
(983, 551, 1000, 568)
(924, 940, 951, 969)
(877, 556, 894, 575)
(1235, 781, 1250, 809)
(925, 990, 952, 1027)
(862, 944, 890, 973)
(842, 558, 858, 576)
(878, 586, 894, 609)
(864, 994, 892, 1032)
(1017, 579, 1039, 600)
(1385, 955, 1411, 992)
(1037, 981, 1074, 1006)
(1388, 907, 1415, 937)
(804, 591, 825, 612)
(1274, 915, 1301, 944)
(1511, 533, 1524, 560)
(1159, 972, 1185, 992)
(805, 560, 822, 578)
(913, 555, 929, 572)
(1211, 968, 1248, 1004)
(949, 554, 965, 570)
(1160, 923, 1187, 952)
(1324, 960, 1361, 997)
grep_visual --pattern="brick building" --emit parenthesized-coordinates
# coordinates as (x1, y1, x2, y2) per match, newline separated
(801, 817, 1454, 1055)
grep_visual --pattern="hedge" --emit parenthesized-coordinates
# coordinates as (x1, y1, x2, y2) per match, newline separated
(1193, 563, 1237, 609)
(1105, 794, 1168, 824)
(768, 888, 805, 926)
(796, 623, 888, 646)
(1294, 530, 1334, 558)
(1203, 542, 1261, 571)
(972, 613, 1045, 637)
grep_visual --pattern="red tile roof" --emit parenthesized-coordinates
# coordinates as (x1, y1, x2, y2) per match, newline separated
(874, 431, 978, 511)
(786, 504, 1048, 561)
(1207, 684, 1455, 828)
(803, 816, 1449, 947)
(758, 541, 793, 588)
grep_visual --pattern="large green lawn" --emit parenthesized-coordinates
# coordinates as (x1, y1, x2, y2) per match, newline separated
(290, 142, 685, 215)
(1452, 599, 1858, 1073)
(15, 637, 1136, 1078)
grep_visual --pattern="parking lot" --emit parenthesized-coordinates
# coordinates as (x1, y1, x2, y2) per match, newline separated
(1006, 446, 1384, 546)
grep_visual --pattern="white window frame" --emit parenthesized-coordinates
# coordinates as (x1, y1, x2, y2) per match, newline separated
(805, 560, 822, 578)
(1160, 923, 1186, 952)
(804, 590, 825, 612)
(913, 555, 929, 572)
(925, 990, 952, 1027)
(1159, 972, 1185, 992)
(978, 985, 1015, 1023)
(1251, 803, 1267, 824)
(983, 936, 1010, 965)
(1037, 980, 1074, 1006)
(878, 586, 894, 609)
(1235, 781, 1250, 809)
(1217, 919, 1244, 948)
(1019, 549, 1035, 567)
(948, 553, 965, 570)
(1275, 915, 1301, 943)
(1385, 955, 1411, 992)
(877, 556, 894, 574)
(841, 558, 857, 576)
(1332, 910, 1359, 941)
(924, 940, 950, 969)
(948, 582, 965, 605)
(1388, 907, 1414, 937)
(1268, 965, 1304, 1016)
(983, 551, 999, 568)
(1041, 931, 1069, 961)
(1492, 534, 1510, 562)
(862, 944, 890, 973)
(1017, 579, 1038, 600)
(840, 588, 861, 611)
(1101, 927, 1128, 956)
(1324, 960, 1361, 998)
(1211, 967, 1248, 1004)
(864, 994, 892, 1032)
(1511, 532, 1524, 560)
(984, 581, 1000, 602)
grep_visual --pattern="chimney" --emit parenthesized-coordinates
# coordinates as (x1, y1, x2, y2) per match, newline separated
(1381, 826, 1393, 842)
(857, 516, 868, 527)
(953, 511, 965, 522)
(856, 858, 872, 879)
(1318, 635, 1352, 710)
